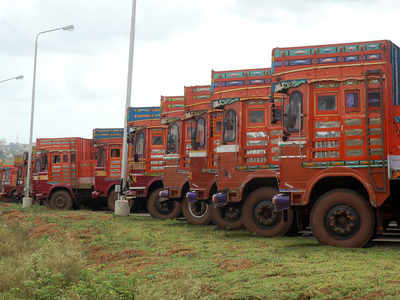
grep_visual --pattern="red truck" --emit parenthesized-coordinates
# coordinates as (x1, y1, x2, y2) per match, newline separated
(125, 107, 169, 215)
(183, 85, 220, 225)
(91, 128, 126, 210)
(271, 40, 400, 247)
(32, 137, 95, 209)
(210, 68, 287, 235)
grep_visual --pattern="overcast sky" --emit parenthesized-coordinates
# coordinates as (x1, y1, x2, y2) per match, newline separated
(1, 0, 399, 143)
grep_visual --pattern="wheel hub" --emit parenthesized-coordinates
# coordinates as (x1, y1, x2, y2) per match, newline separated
(223, 204, 241, 221)
(54, 197, 65, 208)
(156, 199, 175, 215)
(189, 201, 208, 218)
(254, 200, 280, 228)
(325, 205, 360, 237)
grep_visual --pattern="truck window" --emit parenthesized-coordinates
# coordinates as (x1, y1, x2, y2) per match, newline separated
(285, 91, 303, 132)
(318, 95, 337, 111)
(345, 91, 360, 112)
(111, 148, 120, 158)
(249, 110, 265, 123)
(195, 117, 206, 147)
(223, 109, 237, 142)
(53, 155, 60, 164)
(368, 91, 380, 107)
(152, 136, 163, 145)
(63, 154, 69, 162)
(271, 106, 282, 124)
(71, 154, 76, 163)
(135, 131, 145, 160)
(167, 123, 180, 153)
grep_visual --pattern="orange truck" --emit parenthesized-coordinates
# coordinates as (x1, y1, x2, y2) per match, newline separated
(155, 96, 186, 219)
(125, 107, 168, 214)
(91, 128, 125, 210)
(183, 85, 219, 225)
(271, 40, 400, 247)
(32, 137, 95, 209)
(209, 68, 286, 235)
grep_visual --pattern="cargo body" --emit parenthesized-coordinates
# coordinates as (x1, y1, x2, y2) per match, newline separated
(32, 137, 95, 209)
(271, 40, 400, 247)
(208, 68, 292, 235)
(126, 107, 167, 213)
(92, 128, 124, 210)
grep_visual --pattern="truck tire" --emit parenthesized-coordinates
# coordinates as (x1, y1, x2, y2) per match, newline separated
(50, 190, 73, 210)
(107, 190, 117, 211)
(211, 202, 243, 230)
(311, 189, 375, 248)
(182, 199, 212, 225)
(107, 190, 133, 212)
(147, 188, 181, 219)
(243, 187, 294, 237)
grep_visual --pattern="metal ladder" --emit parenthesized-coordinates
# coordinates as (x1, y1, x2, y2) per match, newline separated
(364, 70, 387, 192)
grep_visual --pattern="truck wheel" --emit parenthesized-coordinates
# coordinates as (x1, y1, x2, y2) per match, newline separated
(107, 190, 133, 211)
(211, 202, 243, 230)
(311, 189, 375, 248)
(182, 199, 212, 225)
(50, 190, 73, 210)
(243, 187, 294, 237)
(147, 188, 181, 219)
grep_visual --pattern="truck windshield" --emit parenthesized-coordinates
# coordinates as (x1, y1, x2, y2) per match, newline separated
(135, 131, 145, 161)
(96, 147, 105, 167)
(223, 109, 237, 143)
(34, 159, 40, 173)
(191, 118, 206, 148)
(167, 123, 180, 153)
(285, 91, 303, 132)
(40, 153, 48, 171)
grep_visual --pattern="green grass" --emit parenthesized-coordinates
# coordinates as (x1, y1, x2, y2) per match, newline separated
(1, 202, 400, 299)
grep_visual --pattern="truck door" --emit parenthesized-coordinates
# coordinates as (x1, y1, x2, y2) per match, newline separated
(108, 145, 122, 178)
(244, 101, 268, 168)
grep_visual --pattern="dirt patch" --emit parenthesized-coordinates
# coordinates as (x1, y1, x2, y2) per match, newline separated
(1, 210, 25, 221)
(320, 288, 330, 295)
(29, 223, 63, 239)
(0, 202, 12, 206)
(387, 280, 400, 284)
(73, 228, 102, 241)
(218, 259, 253, 272)
(32, 216, 47, 226)
(93, 248, 146, 265)
(97, 215, 112, 221)
(63, 215, 90, 221)
(165, 248, 195, 257)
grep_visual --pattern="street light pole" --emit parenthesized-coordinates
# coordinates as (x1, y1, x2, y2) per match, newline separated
(115, 0, 137, 216)
(23, 25, 74, 208)
(0, 75, 24, 84)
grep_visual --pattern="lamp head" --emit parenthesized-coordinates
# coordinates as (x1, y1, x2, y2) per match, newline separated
(15, 75, 24, 80)
(62, 25, 74, 31)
